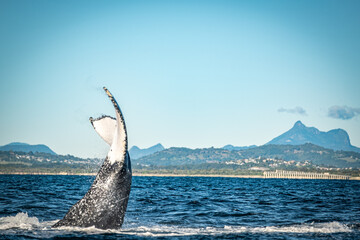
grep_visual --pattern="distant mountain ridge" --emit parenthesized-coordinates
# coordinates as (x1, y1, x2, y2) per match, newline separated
(134, 143, 360, 168)
(266, 121, 360, 153)
(129, 143, 165, 159)
(223, 145, 257, 151)
(2, 146, 359, 176)
(0, 142, 56, 155)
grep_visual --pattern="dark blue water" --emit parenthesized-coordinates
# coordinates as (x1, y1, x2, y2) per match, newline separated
(0, 175, 359, 239)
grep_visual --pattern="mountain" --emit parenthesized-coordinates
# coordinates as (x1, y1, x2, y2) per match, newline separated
(266, 121, 360, 153)
(0, 142, 56, 155)
(223, 145, 257, 151)
(133, 144, 360, 168)
(1, 144, 359, 175)
(0, 150, 101, 174)
(129, 143, 165, 159)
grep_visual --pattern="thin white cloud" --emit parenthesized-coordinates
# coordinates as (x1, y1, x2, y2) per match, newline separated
(278, 106, 307, 116)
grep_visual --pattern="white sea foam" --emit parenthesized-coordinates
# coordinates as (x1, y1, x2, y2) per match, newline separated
(0, 212, 353, 237)
(118, 222, 352, 237)
(0, 213, 41, 230)
(249, 221, 352, 234)
(56, 221, 353, 237)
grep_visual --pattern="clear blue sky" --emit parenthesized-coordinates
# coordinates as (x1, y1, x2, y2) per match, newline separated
(1, 0, 359, 158)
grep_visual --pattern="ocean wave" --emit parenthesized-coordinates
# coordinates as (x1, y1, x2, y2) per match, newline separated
(0, 212, 354, 237)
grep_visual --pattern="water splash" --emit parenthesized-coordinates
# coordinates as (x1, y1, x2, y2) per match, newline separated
(0, 213, 40, 230)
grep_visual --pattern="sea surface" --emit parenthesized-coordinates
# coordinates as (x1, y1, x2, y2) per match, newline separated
(0, 175, 359, 239)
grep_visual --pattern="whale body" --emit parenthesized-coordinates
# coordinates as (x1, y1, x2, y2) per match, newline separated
(53, 87, 132, 229)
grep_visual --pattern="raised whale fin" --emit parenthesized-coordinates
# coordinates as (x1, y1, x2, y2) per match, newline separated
(89, 116, 117, 146)
(103, 87, 128, 165)
(89, 87, 128, 165)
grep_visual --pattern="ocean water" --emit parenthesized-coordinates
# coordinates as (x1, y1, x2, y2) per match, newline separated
(0, 175, 359, 239)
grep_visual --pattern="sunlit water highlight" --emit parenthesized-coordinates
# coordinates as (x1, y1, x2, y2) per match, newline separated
(1, 175, 359, 239)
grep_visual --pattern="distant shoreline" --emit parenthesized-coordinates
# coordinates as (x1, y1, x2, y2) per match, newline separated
(1, 172, 359, 180)
(0, 172, 261, 178)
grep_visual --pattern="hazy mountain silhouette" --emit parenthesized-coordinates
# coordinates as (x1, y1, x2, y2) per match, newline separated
(0, 142, 57, 155)
(266, 121, 360, 152)
(222, 145, 257, 151)
(129, 143, 165, 159)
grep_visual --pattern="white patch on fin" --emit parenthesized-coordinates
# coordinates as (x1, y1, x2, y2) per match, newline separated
(90, 116, 117, 146)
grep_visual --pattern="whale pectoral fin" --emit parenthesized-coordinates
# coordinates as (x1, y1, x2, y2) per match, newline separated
(90, 116, 117, 146)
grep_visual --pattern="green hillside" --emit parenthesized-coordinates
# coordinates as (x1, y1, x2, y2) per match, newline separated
(0, 151, 101, 174)
(1, 143, 359, 176)
(134, 143, 360, 168)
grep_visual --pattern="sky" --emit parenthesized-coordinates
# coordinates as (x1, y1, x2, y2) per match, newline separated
(0, 0, 359, 158)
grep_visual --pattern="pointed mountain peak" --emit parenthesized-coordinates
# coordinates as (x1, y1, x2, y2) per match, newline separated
(153, 143, 164, 149)
(293, 120, 305, 128)
(129, 143, 165, 159)
(130, 146, 140, 151)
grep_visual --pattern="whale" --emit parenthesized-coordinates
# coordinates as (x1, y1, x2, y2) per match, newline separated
(53, 87, 132, 229)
